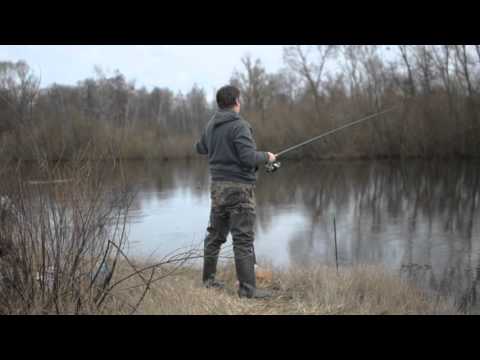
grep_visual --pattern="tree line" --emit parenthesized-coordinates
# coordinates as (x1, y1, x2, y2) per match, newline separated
(1, 45, 480, 161)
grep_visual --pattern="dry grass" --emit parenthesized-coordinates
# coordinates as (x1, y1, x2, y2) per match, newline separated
(110, 262, 458, 315)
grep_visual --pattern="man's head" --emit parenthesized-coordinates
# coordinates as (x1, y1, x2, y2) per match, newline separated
(216, 85, 241, 113)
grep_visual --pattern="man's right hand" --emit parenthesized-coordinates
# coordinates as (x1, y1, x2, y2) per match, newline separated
(267, 152, 276, 163)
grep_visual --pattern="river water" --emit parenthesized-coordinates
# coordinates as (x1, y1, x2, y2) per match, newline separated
(20, 159, 480, 312)
(117, 159, 480, 312)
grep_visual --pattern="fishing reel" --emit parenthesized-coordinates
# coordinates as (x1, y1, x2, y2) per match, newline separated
(265, 161, 281, 173)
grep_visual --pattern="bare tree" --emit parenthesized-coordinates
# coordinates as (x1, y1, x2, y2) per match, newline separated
(398, 45, 416, 97)
(454, 45, 475, 98)
(283, 45, 338, 127)
(342, 45, 364, 103)
(413, 46, 435, 96)
(231, 55, 269, 122)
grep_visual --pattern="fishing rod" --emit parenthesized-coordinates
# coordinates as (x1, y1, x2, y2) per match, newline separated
(265, 105, 400, 173)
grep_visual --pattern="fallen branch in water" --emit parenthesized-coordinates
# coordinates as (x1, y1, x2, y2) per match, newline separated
(25, 179, 73, 185)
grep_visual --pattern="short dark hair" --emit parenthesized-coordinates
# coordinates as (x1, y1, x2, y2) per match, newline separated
(216, 85, 240, 109)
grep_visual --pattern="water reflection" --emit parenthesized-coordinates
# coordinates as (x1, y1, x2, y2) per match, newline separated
(18, 159, 480, 312)
(254, 159, 480, 313)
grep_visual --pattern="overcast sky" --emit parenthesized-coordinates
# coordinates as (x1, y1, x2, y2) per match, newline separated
(0, 45, 286, 101)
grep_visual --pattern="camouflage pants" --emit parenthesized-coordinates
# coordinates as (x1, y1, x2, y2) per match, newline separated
(203, 181, 257, 281)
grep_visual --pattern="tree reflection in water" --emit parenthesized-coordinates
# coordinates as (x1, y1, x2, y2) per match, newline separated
(22, 159, 480, 312)
(255, 159, 480, 313)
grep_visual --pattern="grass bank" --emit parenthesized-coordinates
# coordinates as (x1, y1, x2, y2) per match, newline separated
(110, 262, 457, 315)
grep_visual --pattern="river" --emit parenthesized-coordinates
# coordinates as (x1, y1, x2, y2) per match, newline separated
(20, 158, 480, 313)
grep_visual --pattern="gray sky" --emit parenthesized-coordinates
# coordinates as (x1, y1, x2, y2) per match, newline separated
(0, 45, 286, 101)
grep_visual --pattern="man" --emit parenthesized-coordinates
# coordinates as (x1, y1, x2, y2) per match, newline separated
(195, 85, 276, 299)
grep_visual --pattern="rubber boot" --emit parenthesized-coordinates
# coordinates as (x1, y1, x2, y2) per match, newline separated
(236, 254, 272, 299)
(202, 254, 224, 289)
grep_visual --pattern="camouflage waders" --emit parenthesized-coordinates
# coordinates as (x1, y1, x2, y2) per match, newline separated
(203, 181, 268, 298)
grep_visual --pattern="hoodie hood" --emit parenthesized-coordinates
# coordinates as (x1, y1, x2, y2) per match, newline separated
(213, 109, 240, 128)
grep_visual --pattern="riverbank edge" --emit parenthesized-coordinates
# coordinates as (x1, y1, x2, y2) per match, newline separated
(4, 152, 480, 164)
(110, 262, 459, 315)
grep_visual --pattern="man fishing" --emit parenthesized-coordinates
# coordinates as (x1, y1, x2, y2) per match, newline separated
(195, 85, 275, 299)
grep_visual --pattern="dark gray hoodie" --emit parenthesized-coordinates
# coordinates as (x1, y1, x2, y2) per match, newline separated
(195, 109, 268, 184)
